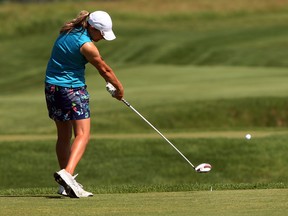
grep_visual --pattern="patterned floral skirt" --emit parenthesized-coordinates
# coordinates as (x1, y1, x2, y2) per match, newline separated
(45, 83, 90, 121)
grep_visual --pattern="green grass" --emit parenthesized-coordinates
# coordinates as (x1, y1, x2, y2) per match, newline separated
(0, 135, 287, 189)
(1, 1, 288, 93)
(1, 65, 288, 135)
(1, 1, 288, 215)
(1, 190, 288, 216)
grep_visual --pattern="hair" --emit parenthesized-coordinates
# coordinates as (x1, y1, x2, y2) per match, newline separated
(60, 10, 90, 34)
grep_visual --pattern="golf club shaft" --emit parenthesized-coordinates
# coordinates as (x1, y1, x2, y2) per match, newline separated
(121, 99, 195, 169)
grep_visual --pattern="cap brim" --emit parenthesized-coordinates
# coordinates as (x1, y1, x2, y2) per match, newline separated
(103, 30, 116, 41)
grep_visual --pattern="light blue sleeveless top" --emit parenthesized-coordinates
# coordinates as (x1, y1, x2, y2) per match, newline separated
(45, 28, 92, 88)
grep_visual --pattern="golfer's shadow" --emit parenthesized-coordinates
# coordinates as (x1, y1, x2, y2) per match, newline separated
(45, 195, 65, 199)
(0, 195, 64, 199)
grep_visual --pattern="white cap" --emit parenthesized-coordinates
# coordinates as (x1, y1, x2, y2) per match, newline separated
(88, 11, 116, 41)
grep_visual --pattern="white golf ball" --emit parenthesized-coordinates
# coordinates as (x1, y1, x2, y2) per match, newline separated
(245, 134, 252, 140)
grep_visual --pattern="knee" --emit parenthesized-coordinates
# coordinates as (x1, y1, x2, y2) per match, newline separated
(86, 133, 91, 144)
(76, 132, 90, 145)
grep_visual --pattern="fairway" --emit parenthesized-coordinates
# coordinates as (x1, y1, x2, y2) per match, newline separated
(1, 189, 287, 216)
(1, 65, 288, 135)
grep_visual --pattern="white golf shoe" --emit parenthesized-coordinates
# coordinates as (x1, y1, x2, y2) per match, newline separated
(58, 185, 68, 196)
(54, 169, 93, 198)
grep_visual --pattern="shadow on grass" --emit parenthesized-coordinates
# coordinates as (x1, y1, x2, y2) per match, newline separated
(0, 195, 64, 199)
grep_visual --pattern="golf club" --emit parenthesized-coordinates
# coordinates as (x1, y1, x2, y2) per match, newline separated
(106, 83, 211, 173)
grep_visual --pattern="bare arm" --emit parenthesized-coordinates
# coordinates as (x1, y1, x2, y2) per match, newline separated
(80, 42, 124, 100)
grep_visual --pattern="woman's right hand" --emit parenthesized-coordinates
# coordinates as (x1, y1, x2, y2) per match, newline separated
(106, 82, 124, 100)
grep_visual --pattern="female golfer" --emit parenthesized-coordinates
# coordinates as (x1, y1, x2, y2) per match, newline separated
(45, 10, 124, 198)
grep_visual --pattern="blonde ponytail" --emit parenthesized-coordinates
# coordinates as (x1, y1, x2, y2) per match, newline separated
(60, 10, 90, 34)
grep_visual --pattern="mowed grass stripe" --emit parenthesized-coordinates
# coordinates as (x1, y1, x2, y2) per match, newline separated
(1, 130, 288, 141)
(1, 189, 287, 216)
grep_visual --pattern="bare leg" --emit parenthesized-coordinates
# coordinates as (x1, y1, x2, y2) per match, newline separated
(55, 121, 73, 169)
(65, 118, 91, 175)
